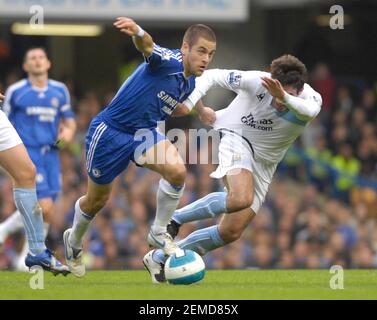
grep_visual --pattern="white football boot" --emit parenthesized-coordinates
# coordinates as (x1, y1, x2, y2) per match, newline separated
(147, 229, 180, 256)
(63, 228, 85, 277)
(143, 249, 166, 284)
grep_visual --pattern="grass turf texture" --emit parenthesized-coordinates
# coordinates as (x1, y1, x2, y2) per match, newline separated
(0, 270, 376, 300)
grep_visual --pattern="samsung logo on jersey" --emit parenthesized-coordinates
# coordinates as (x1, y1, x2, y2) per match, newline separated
(26, 106, 57, 116)
(26, 106, 57, 122)
(157, 91, 178, 115)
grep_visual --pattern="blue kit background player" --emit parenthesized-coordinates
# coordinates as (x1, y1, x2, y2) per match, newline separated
(0, 47, 76, 271)
(63, 17, 217, 277)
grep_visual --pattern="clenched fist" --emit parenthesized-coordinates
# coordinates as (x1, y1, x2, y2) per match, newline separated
(199, 106, 216, 126)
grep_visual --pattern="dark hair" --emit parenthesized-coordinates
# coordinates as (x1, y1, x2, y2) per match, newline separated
(183, 24, 216, 47)
(23, 46, 49, 62)
(270, 54, 307, 90)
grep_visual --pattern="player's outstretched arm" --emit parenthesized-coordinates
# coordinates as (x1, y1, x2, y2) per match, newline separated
(172, 101, 216, 126)
(171, 103, 190, 117)
(114, 17, 154, 57)
(261, 76, 321, 120)
(0, 93, 4, 102)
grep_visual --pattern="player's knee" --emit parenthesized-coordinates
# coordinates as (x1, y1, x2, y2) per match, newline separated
(14, 161, 36, 186)
(227, 192, 253, 213)
(25, 162, 37, 181)
(165, 165, 186, 186)
(220, 226, 244, 244)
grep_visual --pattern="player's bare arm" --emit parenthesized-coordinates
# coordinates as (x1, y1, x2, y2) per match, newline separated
(172, 101, 216, 126)
(57, 118, 77, 144)
(194, 100, 216, 126)
(171, 103, 189, 117)
(0, 93, 4, 102)
(114, 17, 154, 57)
(261, 76, 321, 119)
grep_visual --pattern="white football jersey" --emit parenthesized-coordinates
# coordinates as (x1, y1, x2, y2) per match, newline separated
(185, 69, 322, 164)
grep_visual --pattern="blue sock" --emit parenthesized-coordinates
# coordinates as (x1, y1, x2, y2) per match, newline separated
(13, 188, 46, 255)
(153, 225, 225, 264)
(172, 192, 228, 225)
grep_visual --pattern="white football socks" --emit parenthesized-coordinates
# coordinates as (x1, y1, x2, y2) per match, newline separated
(152, 179, 184, 235)
(68, 197, 95, 249)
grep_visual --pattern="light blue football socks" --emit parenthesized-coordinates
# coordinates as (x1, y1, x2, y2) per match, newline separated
(152, 192, 228, 263)
(13, 188, 46, 255)
(172, 192, 228, 225)
(153, 225, 225, 264)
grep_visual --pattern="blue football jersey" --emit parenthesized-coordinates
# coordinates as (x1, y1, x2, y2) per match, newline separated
(3, 79, 75, 147)
(101, 44, 196, 133)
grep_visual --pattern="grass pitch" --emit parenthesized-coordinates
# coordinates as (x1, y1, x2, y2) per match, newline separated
(0, 270, 376, 300)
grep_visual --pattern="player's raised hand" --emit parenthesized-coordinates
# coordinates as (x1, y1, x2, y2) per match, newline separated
(261, 76, 285, 101)
(113, 17, 140, 36)
(0, 93, 4, 102)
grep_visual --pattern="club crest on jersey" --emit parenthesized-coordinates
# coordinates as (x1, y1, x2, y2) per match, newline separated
(50, 97, 59, 108)
(160, 48, 172, 61)
(227, 72, 242, 88)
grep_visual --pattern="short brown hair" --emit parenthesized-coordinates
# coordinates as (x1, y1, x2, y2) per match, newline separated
(183, 24, 216, 47)
(270, 54, 307, 90)
(23, 46, 49, 62)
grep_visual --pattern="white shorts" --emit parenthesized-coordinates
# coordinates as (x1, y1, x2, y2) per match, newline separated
(0, 110, 23, 152)
(210, 132, 277, 213)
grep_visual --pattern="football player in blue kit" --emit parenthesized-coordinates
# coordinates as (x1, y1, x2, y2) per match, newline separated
(0, 89, 69, 275)
(0, 47, 76, 271)
(63, 17, 217, 277)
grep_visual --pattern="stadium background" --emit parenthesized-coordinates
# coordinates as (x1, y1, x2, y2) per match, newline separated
(0, 0, 376, 272)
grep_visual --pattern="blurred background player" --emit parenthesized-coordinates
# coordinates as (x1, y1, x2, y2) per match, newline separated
(0, 47, 76, 271)
(143, 55, 322, 283)
(0, 92, 69, 274)
(63, 17, 216, 277)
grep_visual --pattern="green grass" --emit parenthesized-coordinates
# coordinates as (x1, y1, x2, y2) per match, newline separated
(0, 270, 376, 300)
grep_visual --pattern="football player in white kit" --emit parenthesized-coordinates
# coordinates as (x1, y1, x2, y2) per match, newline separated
(143, 55, 322, 283)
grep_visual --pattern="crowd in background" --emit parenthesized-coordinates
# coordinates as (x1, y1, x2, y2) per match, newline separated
(0, 62, 376, 270)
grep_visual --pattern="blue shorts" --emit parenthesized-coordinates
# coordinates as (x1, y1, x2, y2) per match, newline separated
(27, 146, 61, 201)
(85, 115, 167, 185)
